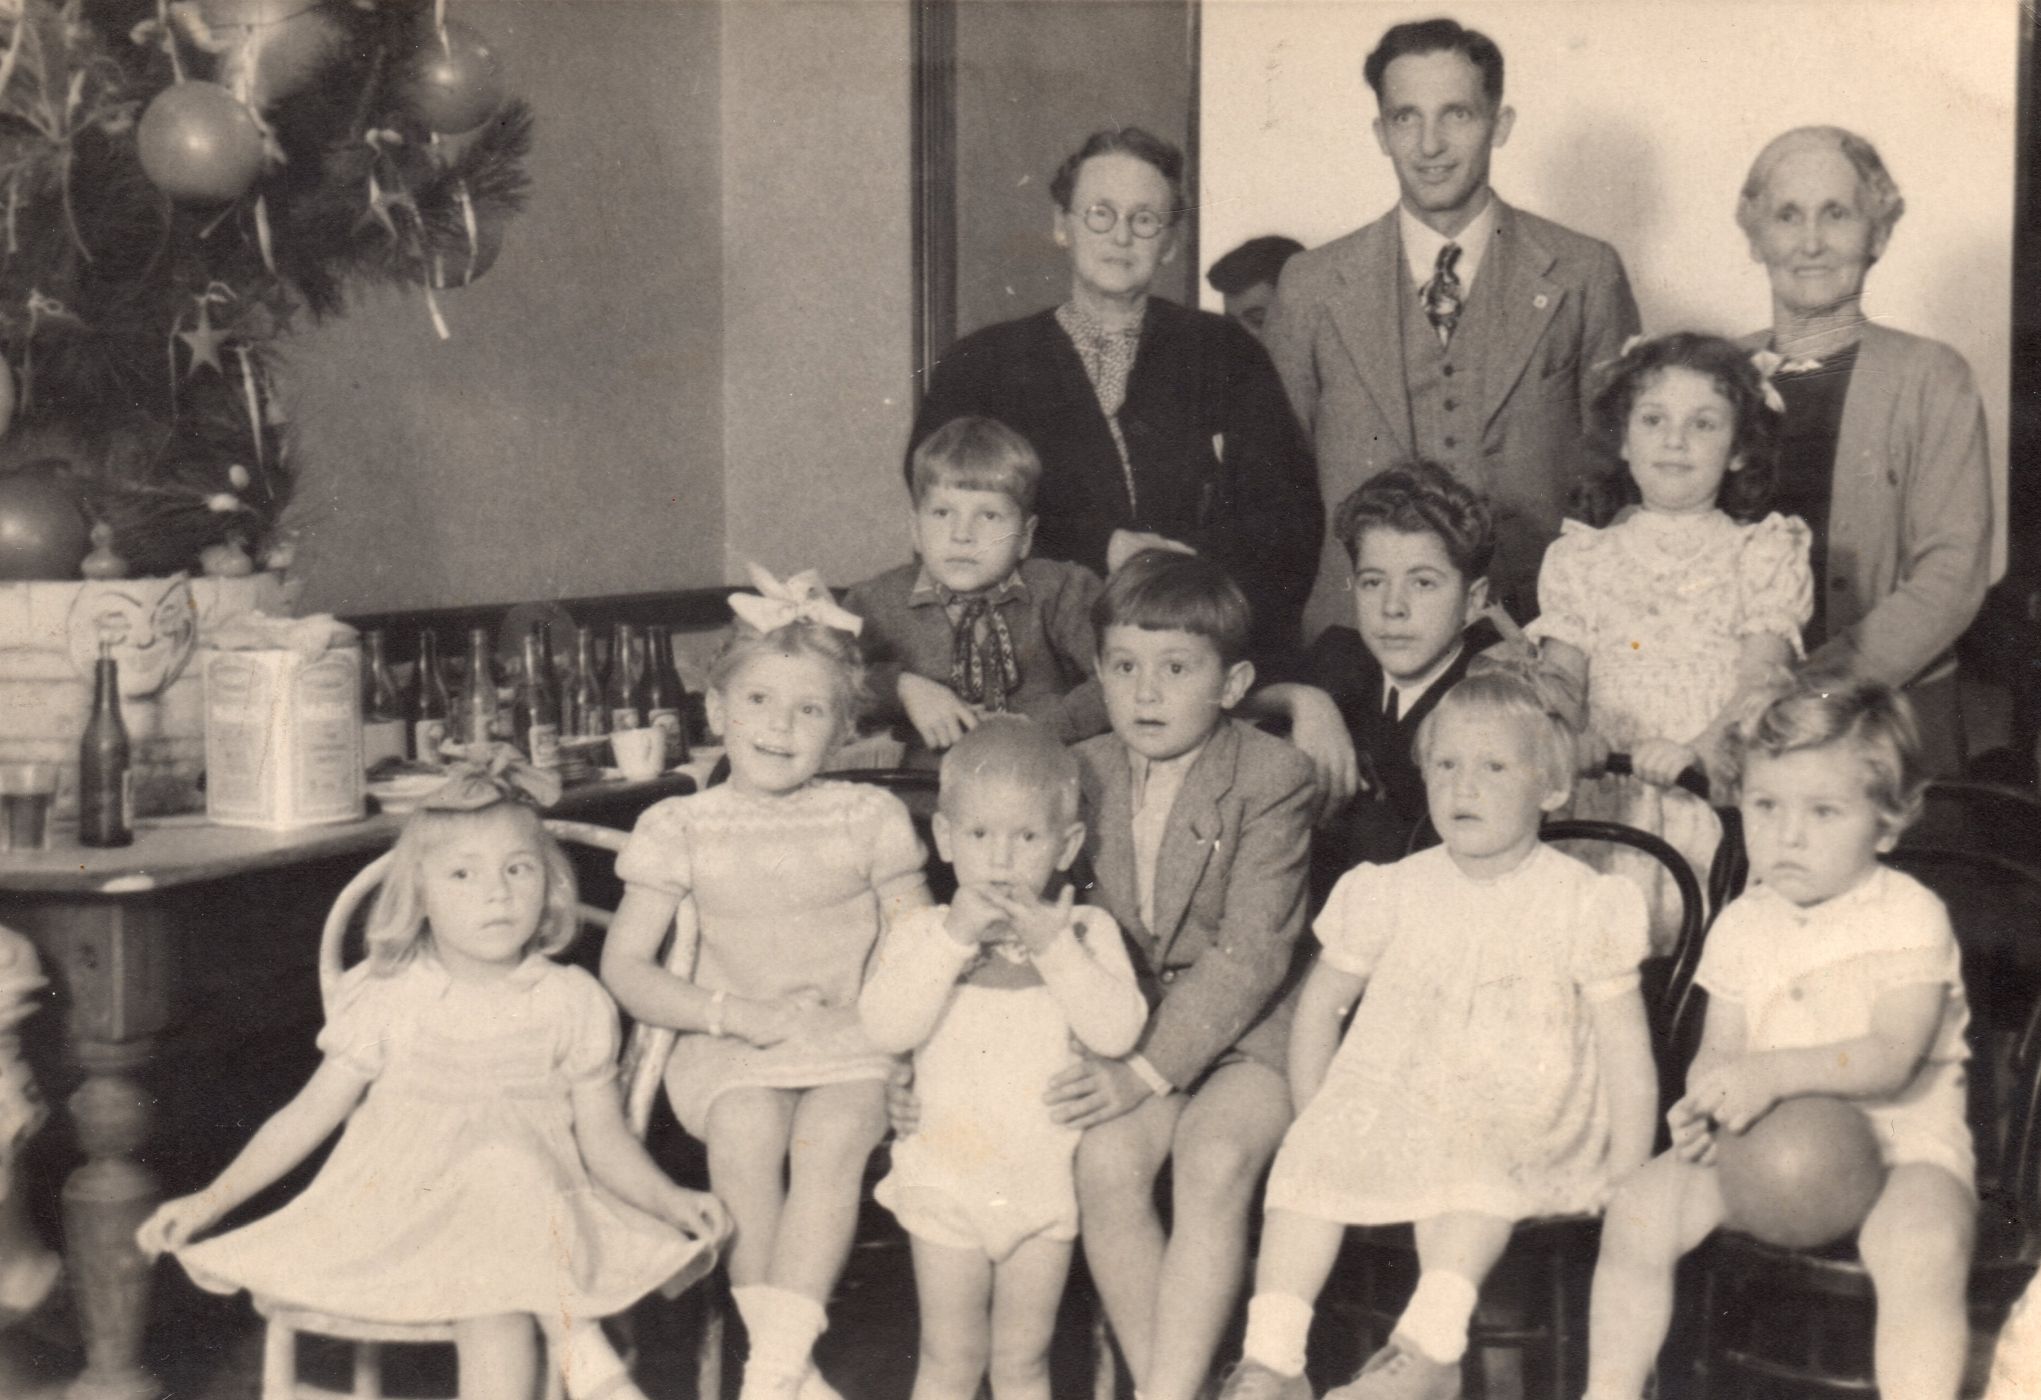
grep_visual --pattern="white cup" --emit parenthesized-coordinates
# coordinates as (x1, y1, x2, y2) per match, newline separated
(612, 728, 666, 782)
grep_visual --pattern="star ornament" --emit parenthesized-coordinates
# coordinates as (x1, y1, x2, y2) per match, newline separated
(178, 301, 229, 376)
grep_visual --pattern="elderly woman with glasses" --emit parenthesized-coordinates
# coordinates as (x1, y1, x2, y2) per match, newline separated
(907, 126, 1320, 662)
(1737, 125, 1993, 774)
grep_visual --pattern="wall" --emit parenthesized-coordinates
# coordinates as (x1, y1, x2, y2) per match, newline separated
(718, 0, 916, 587)
(1199, 0, 2017, 570)
(293, 0, 727, 615)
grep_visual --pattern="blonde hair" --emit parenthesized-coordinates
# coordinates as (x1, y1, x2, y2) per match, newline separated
(1731, 677, 1927, 835)
(707, 619, 865, 735)
(938, 716, 1081, 828)
(1414, 670, 1576, 799)
(362, 802, 580, 973)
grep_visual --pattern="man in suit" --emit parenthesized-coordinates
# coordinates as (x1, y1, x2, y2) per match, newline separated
(1266, 17, 1639, 636)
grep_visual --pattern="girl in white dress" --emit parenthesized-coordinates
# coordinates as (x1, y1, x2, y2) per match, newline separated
(1220, 670, 1657, 1400)
(1529, 332, 1814, 950)
(136, 758, 728, 1400)
(1588, 680, 1975, 1400)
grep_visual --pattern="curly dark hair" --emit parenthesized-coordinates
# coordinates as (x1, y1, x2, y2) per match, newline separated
(1047, 127, 1186, 227)
(1572, 332, 1782, 527)
(1332, 459, 1494, 579)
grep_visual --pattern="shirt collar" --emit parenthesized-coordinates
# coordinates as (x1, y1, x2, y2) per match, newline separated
(1399, 193, 1497, 293)
(1129, 738, 1207, 812)
(412, 948, 552, 995)
(1382, 641, 1464, 714)
(908, 564, 1029, 610)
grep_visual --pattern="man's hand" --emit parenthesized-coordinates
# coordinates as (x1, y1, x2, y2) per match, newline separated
(1107, 530, 1196, 575)
(898, 674, 979, 751)
(1044, 1053, 1154, 1129)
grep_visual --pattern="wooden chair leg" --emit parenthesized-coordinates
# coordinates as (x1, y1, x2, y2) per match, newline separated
(261, 1318, 297, 1400)
(1091, 1304, 1118, 1400)
(352, 1340, 383, 1400)
(696, 1275, 727, 1400)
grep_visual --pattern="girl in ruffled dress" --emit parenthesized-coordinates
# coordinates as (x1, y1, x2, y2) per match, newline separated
(137, 758, 728, 1400)
(602, 567, 933, 1400)
(1529, 332, 1814, 948)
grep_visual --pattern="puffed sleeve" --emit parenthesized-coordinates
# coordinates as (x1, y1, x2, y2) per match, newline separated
(1313, 861, 1396, 978)
(315, 962, 395, 1080)
(1525, 522, 1602, 653)
(1693, 894, 1758, 1005)
(1737, 513, 1814, 654)
(861, 788, 931, 918)
(1569, 871, 1650, 1002)
(615, 797, 694, 899)
(555, 965, 623, 1086)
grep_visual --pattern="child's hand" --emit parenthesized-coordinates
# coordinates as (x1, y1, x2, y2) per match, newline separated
(1668, 1098, 1718, 1165)
(1284, 687, 1361, 822)
(1044, 1051, 1153, 1129)
(660, 1186, 732, 1243)
(135, 1192, 221, 1257)
(1633, 739, 1700, 789)
(944, 886, 1013, 947)
(898, 674, 980, 751)
(1576, 724, 1613, 777)
(981, 885, 1075, 958)
(1676, 1058, 1780, 1139)
(886, 1061, 923, 1138)
(726, 993, 816, 1049)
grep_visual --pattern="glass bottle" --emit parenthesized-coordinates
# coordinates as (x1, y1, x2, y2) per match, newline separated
(459, 627, 500, 748)
(518, 629, 561, 769)
(645, 624, 690, 764)
(412, 630, 451, 762)
(607, 622, 646, 732)
(78, 641, 133, 848)
(568, 626, 609, 740)
(361, 629, 409, 766)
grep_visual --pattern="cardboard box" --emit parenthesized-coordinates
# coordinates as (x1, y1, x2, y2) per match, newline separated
(203, 634, 364, 830)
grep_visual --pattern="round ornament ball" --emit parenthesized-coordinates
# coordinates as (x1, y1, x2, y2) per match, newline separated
(406, 22, 505, 135)
(0, 462, 90, 581)
(137, 82, 266, 204)
(1716, 1096, 1887, 1250)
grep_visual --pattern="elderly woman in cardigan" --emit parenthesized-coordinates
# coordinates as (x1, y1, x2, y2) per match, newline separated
(907, 126, 1320, 663)
(1738, 125, 1993, 773)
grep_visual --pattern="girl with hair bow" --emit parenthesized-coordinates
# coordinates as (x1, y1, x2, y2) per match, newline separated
(602, 565, 933, 1400)
(138, 754, 727, 1400)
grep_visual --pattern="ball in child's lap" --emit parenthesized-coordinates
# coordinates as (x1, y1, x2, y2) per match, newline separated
(1717, 1096, 1887, 1250)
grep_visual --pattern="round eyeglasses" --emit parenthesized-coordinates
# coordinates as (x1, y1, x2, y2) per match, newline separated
(1081, 203, 1168, 240)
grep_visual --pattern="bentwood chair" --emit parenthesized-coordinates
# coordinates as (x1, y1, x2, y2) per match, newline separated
(261, 819, 721, 1400)
(1685, 781, 2041, 1398)
(1319, 809, 1710, 1400)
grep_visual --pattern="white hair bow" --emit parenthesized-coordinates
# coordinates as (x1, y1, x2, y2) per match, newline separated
(727, 562, 864, 638)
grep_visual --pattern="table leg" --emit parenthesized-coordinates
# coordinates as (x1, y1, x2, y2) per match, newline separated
(61, 1036, 158, 1400)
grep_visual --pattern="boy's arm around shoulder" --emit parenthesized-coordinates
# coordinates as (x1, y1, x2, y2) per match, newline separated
(1137, 732, 1316, 1090)
(1035, 907, 1147, 1059)
(1010, 559, 1110, 743)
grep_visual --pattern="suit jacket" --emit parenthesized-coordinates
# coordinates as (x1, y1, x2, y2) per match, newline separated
(909, 298, 1322, 659)
(1075, 720, 1315, 1088)
(1266, 199, 1639, 634)
(1735, 323, 1992, 690)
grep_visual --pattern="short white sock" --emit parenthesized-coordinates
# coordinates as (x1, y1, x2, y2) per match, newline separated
(1240, 1292, 1314, 1378)
(733, 1284, 828, 1379)
(560, 1321, 645, 1400)
(1395, 1270, 1479, 1365)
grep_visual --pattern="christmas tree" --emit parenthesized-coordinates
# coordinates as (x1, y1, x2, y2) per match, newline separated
(0, 0, 530, 580)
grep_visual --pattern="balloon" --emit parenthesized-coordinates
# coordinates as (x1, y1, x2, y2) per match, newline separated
(0, 463, 89, 581)
(212, 4, 343, 110)
(136, 82, 266, 204)
(405, 21, 505, 135)
(1717, 1096, 1887, 1250)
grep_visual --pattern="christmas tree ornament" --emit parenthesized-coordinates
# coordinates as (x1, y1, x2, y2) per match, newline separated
(199, 537, 255, 576)
(177, 294, 230, 375)
(430, 181, 504, 287)
(80, 523, 129, 580)
(137, 81, 266, 203)
(206, 0, 341, 110)
(404, 21, 504, 134)
(0, 462, 89, 581)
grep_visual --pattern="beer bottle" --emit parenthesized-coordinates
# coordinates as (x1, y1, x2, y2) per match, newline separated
(362, 629, 409, 766)
(460, 627, 500, 748)
(78, 641, 133, 848)
(607, 622, 646, 732)
(412, 630, 451, 761)
(519, 630, 562, 769)
(568, 626, 609, 740)
(645, 624, 690, 764)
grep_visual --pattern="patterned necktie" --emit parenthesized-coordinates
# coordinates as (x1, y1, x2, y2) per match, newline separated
(947, 593, 1021, 712)
(1422, 243, 1464, 347)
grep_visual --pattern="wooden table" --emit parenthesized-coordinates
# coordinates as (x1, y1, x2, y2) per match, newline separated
(0, 771, 700, 1400)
